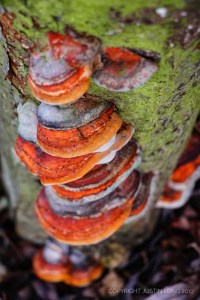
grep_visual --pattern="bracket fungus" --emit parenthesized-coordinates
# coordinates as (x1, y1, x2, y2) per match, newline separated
(33, 249, 70, 283)
(157, 166, 200, 209)
(15, 136, 38, 176)
(37, 94, 108, 129)
(129, 172, 157, 217)
(47, 31, 101, 67)
(157, 129, 200, 209)
(28, 53, 91, 105)
(28, 32, 100, 105)
(51, 140, 141, 202)
(93, 47, 158, 92)
(35, 171, 138, 245)
(169, 132, 200, 189)
(37, 98, 123, 158)
(33, 238, 103, 286)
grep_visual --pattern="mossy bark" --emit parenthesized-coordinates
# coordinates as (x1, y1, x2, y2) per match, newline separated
(0, 0, 199, 267)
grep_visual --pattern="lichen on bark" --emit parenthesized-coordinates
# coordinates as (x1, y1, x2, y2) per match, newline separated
(0, 0, 199, 266)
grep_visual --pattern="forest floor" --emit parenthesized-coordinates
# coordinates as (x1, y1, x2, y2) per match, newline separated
(0, 180, 199, 300)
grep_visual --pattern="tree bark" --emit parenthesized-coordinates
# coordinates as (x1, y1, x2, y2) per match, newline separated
(0, 0, 199, 267)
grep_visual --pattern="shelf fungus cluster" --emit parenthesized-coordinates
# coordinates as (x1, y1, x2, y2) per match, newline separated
(15, 30, 159, 286)
(157, 128, 200, 209)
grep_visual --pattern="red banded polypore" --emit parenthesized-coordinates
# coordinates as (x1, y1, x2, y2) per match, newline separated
(33, 238, 103, 286)
(157, 130, 200, 209)
(51, 139, 141, 202)
(37, 97, 123, 158)
(28, 32, 100, 105)
(93, 47, 158, 92)
(35, 170, 139, 245)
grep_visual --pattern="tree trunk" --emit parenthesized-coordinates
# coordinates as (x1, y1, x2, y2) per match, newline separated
(0, 0, 199, 267)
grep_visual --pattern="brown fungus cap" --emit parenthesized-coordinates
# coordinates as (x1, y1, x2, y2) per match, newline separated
(45, 169, 139, 217)
(33, 248, 103, 287)
(63, 262, 104, 287)
(15, 125, 136, 185)
(47, 31, 101, 67)
(93, 47, 158, 92)
(37, 101, 123, 158)
(157, 166, 200, 209)
(35, 176, 135, 245)
(28, 30, 101, 105)
(28, 60, 91, 105)
(15, 136, 38, 175)
(37, 94, 110, 130)
(33, 250, 70, 283)
(158, 185, 183, 206)
(170, 132, 200, 186)
(129, 172, 156, 217)
(51, 137, 141, 202)
(38, 125, 136, 185)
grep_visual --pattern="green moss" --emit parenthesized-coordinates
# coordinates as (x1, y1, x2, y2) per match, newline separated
(3, 0, 184, 42)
